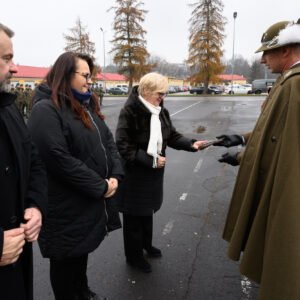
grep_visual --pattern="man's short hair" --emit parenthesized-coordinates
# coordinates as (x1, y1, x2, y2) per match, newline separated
(0, 23, 14, 38)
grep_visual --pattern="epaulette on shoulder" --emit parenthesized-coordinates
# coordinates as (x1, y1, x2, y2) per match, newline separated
(281, 66, 300, 84)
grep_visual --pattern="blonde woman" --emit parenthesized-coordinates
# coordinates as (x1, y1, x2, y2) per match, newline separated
(116, 73, 206, 273)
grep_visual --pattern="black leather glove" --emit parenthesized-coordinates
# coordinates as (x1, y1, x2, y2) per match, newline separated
(218, 152, 240, 166)
(214, 134, 244, 147)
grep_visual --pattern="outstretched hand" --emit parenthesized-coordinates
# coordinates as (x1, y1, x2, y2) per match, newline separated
(214, 134, 244, 147)
(192, 140, 209, 150)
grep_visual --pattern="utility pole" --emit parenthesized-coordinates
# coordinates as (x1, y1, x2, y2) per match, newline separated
(231, 12, 237, 93)
(100, 27, 106, 92)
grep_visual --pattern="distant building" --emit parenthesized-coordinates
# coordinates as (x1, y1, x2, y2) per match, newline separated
(218, 74, 247, 85)
(10, 65, 129, 90)
(10, 65, 246, 90)
(11, 65, 49, 88)
(95, 73, 128, 90)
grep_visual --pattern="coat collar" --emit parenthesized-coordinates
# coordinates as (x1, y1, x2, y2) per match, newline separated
(281, 65, 300, 84)
(124, 85, 164, 114)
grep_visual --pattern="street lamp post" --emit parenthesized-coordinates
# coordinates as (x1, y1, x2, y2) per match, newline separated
(231, 12, 237, 92)
(100, 27, 106, 92)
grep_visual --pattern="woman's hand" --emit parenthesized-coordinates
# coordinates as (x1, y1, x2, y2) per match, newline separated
(157, 155, 166, 168)
(104, 178, 118, 198)
(192, 140, 208, 150)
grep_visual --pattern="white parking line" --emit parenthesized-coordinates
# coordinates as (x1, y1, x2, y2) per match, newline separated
(170, 101, 202, 117)
(193, 158, 203, 173)
(179, 193, 188, 201)
(162, 220, 174, 235)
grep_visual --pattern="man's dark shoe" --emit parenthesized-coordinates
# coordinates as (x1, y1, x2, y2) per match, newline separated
(126, 257, 152, 273)
(144, 246, 162, 258)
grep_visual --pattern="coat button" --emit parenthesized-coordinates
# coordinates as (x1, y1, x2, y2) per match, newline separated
(5, 166, 11, 175)
(10, 215, 18, 224)
(271, 136, 277, 142)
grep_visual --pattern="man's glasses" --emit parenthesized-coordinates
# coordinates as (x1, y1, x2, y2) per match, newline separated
(157, 92, 168, 98)
(75, 72, 92, 81)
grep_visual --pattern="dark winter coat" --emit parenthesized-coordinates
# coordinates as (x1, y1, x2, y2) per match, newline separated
(115, 86, 197, 216)
(0, 92, 47, 300)
(27, 84, 123, 259)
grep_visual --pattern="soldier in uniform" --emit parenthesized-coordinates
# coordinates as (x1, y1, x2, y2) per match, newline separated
(24, 84, 33, 117)
(216, 19, 300, 299)
(99, 85, 104, 106)
(15, 84, 27, 116)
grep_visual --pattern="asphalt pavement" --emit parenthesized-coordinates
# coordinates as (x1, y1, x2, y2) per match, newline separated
(33, 95, 264, 300)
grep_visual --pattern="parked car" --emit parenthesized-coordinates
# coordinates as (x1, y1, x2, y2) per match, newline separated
(171, 86, 181, 93)
(190, 86, 205, 94)
(168, 86, 177, 94)
(190, 86, 222, 95)
(224, 84, 250, 95)
(108, 87, 127, 95)
(241, 84, 253, 94)
(208, 86, 223, 94)
(251, 79, 276, 94)
(116, 85, 129, 94)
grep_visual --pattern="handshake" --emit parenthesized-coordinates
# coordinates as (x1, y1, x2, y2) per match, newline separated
(196, 134, 244, 166)
(195, 134, 244, 149)
(213, 134, 245, 166)
(194, 134, 244, 166)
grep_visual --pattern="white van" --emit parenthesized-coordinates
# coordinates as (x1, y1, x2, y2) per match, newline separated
(224, 84, 250, 95)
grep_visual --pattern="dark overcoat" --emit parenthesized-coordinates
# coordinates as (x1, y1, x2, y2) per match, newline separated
(115, 86, 197, 216)
(223, 66, 300, 299)
(27, 84, 123, 259)
(0, 92, 47, 300)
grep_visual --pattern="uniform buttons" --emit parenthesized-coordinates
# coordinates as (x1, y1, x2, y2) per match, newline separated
(271, 136, 277, 143)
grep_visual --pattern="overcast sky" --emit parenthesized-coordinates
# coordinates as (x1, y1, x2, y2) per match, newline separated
(1, 0, 299, 67)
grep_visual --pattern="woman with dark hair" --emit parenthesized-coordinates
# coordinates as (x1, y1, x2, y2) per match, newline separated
(27, 52, 123, 300)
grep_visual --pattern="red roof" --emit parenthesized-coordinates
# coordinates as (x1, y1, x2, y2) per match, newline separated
(14, 65, 127, 82)
(96, 72, 127, 81)
(15, 65, 50, 78)
(218, 74, 246, 81)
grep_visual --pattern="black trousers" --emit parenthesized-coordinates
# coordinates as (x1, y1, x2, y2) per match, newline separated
(49, 254, 89, 300)
(122, 214, 153, 259)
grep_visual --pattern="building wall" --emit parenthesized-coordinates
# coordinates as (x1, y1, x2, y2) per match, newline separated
(11, 77, 41, 88)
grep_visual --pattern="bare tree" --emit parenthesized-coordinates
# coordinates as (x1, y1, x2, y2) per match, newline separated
(64, 18, 96, 59)
(249, 58, 277, 82)
(109, 0, 154, 88)
(224, 55, 251, 80)
(148, 55, 190, 78)
(187, 0, 226, 92)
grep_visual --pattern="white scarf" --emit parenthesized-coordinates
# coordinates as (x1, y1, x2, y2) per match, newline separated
(139, 95, 162, 168)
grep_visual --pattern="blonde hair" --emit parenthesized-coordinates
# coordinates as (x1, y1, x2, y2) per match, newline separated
(138, 72, 168, 97)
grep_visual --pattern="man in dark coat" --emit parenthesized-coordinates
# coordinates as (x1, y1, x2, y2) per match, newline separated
(216, 19, 300, 299)
(0, 23, 47, 300)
